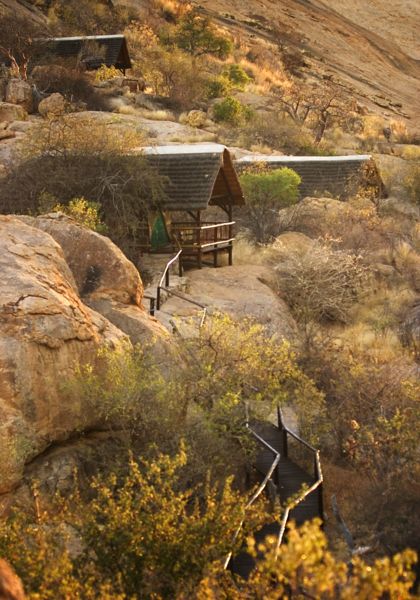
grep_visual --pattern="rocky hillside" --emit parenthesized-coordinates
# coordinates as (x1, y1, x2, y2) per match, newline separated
(3, 0, 420, 130)
(196, 0, 420, 129)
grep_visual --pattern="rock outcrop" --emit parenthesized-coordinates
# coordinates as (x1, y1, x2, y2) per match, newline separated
(0, 102, 27, 123)
(159, 264, 299, 342)
(0, 559, 25, 600)
(19, 213, 168, 347)
(0, 216, 130, 494)
(5, 79, 33, 113)
(38, 93, 66, 117)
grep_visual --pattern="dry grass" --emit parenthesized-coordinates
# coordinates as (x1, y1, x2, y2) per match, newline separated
(168, 132, 218, 143)
(138, 108, 177, 121)
(115, 104, 138, 115)
(230, 236, 268, 265)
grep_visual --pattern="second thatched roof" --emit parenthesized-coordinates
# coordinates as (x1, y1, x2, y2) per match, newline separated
(142, 144, 245, 211)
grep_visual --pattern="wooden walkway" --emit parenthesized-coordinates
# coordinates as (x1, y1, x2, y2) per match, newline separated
(230, 415, 323, 579)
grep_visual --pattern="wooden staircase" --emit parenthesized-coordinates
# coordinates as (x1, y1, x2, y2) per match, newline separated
(229, 408, 323, 579)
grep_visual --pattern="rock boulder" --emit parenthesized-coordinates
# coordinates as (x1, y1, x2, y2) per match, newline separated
(38, 93, 66, 117)
(0, 559, 25, 600)
(0, 102, 27, 123)
(5, 79, 33, 113)
(18, 213, 169, 348)
(0, 216, 127, 494)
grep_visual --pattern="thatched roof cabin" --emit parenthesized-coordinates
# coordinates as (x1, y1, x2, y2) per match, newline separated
(46, 34, 132, 72)
(142, 144, 244, 211)
(236, 154, 385, 199)
(139, 144, 244, 266)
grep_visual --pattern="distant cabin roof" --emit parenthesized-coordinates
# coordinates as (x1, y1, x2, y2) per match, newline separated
(236, 154, 382, 199)
(237, 154, 372, 163)
(46, 34, 131, 71)
(141, 144, 245, 211)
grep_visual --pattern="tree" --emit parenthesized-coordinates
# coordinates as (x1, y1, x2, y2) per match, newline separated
(276, 79, 355, 144)
(0, 115, 166, 256)
(173, 10, 232, 59)
(199, 519, 417, 599)
(240, 164, 301, 243)
(0, 13, 46, 79)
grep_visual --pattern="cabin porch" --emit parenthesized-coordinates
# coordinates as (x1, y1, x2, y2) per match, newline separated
(138, 216, 236, 270)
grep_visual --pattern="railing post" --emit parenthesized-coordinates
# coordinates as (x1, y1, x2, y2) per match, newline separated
(149, 297, 155, 316)
(279, 421, 288, 459)
(156, 286, 161, 311)
(318, 482, 324, 523)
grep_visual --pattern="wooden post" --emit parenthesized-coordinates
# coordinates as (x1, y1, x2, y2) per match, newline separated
(228, 244, 233, 266)
(197, 211, 202, 269)
(278, 407, 288, 458)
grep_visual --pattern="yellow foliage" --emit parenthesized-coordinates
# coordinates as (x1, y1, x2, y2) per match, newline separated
(94, 63, 120, 82)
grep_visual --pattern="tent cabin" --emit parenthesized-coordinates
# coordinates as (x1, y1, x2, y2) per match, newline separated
(236, 154, 386, 200)
(140, 144, 245, 268)
(46, 35, 132, 73)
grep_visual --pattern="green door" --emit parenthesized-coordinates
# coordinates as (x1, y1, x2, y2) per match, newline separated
(150, 212, 170, 251)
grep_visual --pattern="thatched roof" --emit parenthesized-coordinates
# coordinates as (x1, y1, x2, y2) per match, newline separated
(47, 34, 131, 71)
(142, 144, 245, 211)
(236, 154, 384, 199)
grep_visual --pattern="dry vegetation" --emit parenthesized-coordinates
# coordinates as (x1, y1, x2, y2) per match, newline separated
(0, 0, 420, 596)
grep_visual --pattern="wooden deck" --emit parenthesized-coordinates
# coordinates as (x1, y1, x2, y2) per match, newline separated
(230, 419, 323, 579)
(139, 221, 236, 269)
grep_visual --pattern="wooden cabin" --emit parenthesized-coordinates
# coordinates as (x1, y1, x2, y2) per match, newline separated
(140, 144, 245, 268)
(236, 154, 386, 200)
(46, 35, 132, 73)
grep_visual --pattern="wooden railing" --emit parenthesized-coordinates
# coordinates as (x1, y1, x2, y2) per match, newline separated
(149, 250, 208, 326)
(223, 403, 281, 570)
(276, 406, 324, 547)
(171, 221, 235, 249)
(224, 404, 323, 570)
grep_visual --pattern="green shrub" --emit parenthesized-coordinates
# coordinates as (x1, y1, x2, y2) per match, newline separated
(212, 96, 253, 125)
(222, 63, 251, 89)
(239, 165, 301, 243)
(206, 76, 231, 99)
(51, 197, 108, 233)
(173, 10, 232, 59)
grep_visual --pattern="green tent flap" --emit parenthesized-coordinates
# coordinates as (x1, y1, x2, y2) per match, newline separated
(150, 212, 170, 250)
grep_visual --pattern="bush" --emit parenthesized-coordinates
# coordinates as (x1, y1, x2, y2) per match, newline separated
(172, 10, 233, 59)
(0, 115, 165, 256)
(95, 64, 120, 82)
(32, 65, 110, 111)
(46, 197, 108, 233)
(222, 63, 251, 89)
(403, 161, 420, 204)
(130, 41, 209, 109)
(276, 241, 370, 325)
(0, 493, 416, 599)
(239, 165, 301, 243)
(206, 75, 231, 99)
(239, 112, 310, 153)
(301, 337, 420, 552)
(212, 96, 253, 125)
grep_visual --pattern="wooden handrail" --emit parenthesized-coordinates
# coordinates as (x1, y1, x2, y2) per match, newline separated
(223, 410, 281, 570)
(224, 403, 324, 571)
(171, 221, 235, 230)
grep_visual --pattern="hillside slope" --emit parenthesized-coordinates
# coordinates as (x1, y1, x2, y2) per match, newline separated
(197, 0, 420, 129)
